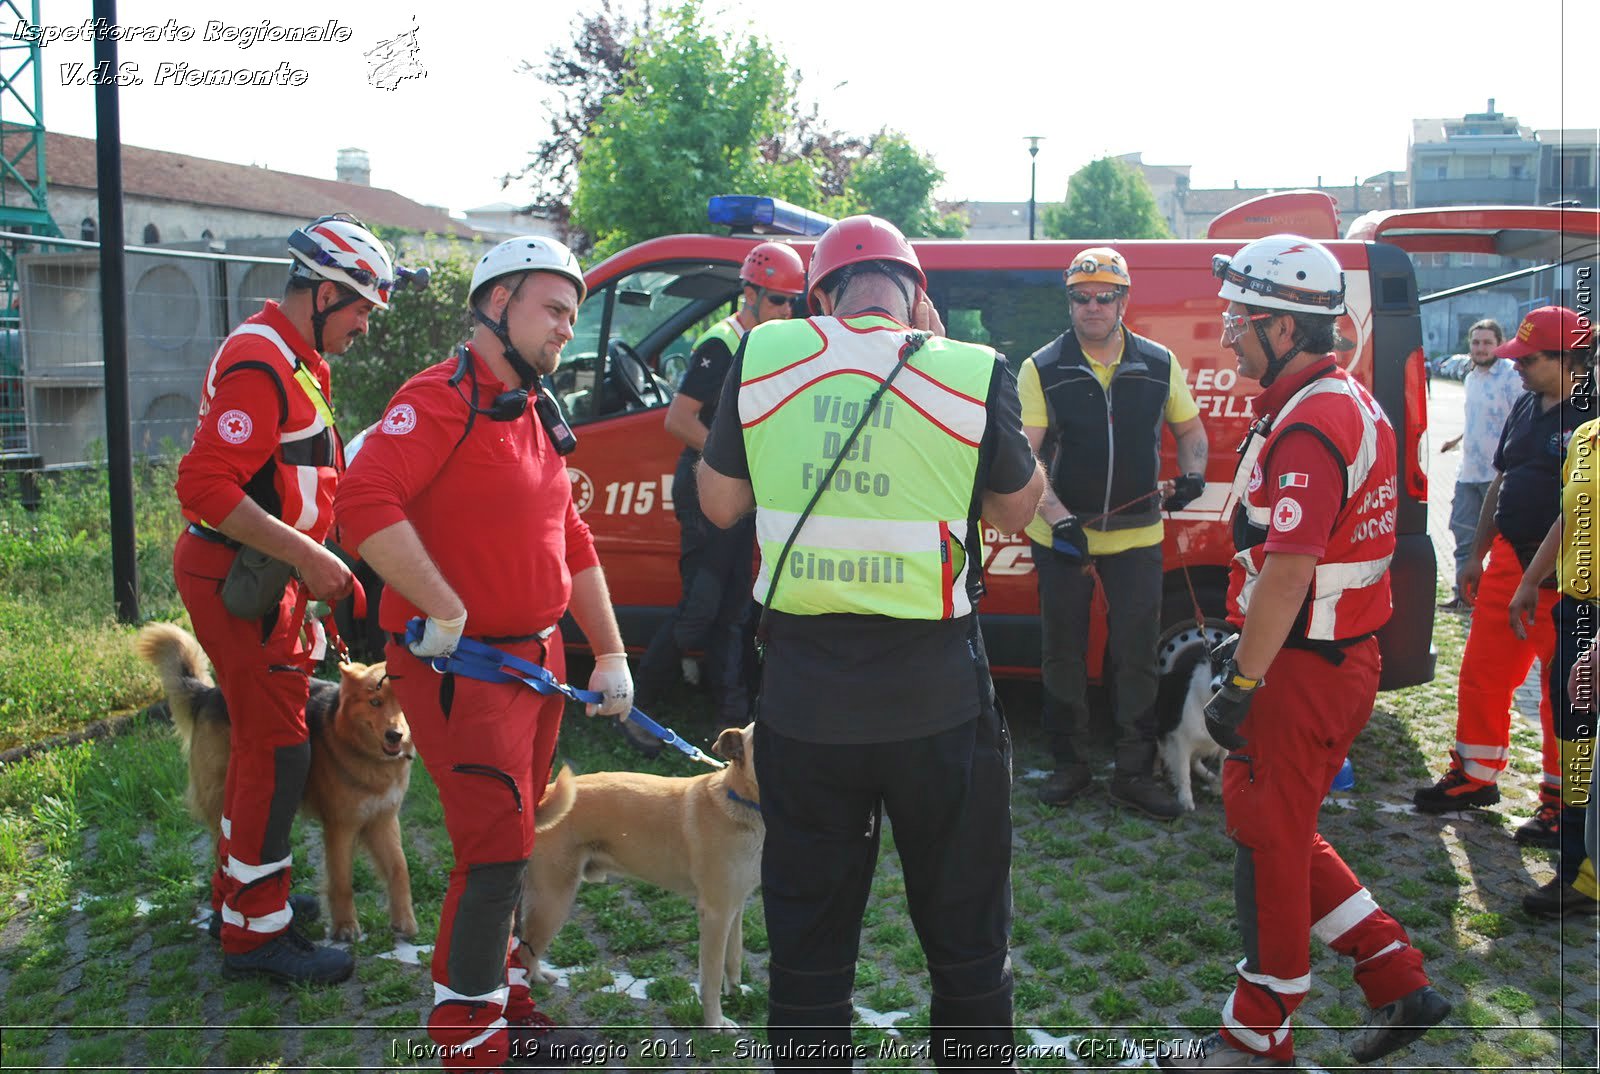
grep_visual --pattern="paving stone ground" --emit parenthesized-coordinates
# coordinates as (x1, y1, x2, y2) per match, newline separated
(0, 377, 1595, 1071)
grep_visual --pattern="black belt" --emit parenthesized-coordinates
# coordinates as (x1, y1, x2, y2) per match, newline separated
(186, 523, 241, 549)
(1283, 630, 1376, 666)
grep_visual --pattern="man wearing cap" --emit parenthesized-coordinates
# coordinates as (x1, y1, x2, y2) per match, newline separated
(337, 237, 633, 1067)
(1509, 344, 1600, 917)
(697, 215, 1043, 1070)
(1437, 319, 1521, 612)
(174, 213, 410, 985)
(1020, 247, 1208, 818)
(631, 242, 805, 746)
(1413, 306, 1592, 848)
(1162, 235, 1449, 1070)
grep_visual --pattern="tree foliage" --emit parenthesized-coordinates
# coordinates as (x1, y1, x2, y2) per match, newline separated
(526, 1, 962, 252)
(1042, 156, 1171, 240)
(334, 244, 477, 433)
(506, 0, 649, 241)
(570, 4, 796, 259)
(849, 133, 965, 238)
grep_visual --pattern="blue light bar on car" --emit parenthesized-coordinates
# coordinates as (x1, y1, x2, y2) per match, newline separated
(706, 195, 835, 237)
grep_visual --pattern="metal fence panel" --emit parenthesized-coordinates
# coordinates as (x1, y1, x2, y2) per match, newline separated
(14, 238, 288, 467)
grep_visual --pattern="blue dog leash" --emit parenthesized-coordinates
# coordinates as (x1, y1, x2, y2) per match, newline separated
(403, 617, 726, 770)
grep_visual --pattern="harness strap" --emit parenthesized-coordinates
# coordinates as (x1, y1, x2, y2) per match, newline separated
(401, 618, 726, 770)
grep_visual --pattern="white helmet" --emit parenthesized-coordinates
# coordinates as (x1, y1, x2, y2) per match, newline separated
(471, 236, 586, 306)
(1213, 234, 1345, 316)
(287, 214, 397, 309)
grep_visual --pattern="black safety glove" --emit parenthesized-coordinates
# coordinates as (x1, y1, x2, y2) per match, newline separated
(1203, 657, 1261, 751)
(1163, 472, 1206, 511)
(1051, 516, 1087, 559)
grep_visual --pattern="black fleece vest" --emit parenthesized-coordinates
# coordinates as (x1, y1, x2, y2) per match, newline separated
(1033, 327, 1172, 530)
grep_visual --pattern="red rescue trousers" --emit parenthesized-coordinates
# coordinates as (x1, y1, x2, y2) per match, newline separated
(174, 531, 319, 954)
(386, 630, 566, 1071)
(1454, 536, 1559, 797)
(1219, 641, 1431, 1062)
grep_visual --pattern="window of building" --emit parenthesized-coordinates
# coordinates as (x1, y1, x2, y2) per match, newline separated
(201, 229, 214, 242)
(1462, 155, 1490, 179)
(142, 223, 161, 244)
(80, 217, 97, 241)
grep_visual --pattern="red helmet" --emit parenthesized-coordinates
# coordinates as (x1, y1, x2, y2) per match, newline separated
(740, 242, 806, 294)
(806, 215, 926, 313)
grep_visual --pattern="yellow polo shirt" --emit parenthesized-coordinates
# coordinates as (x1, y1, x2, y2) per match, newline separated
(1018, 336, 1199, 555)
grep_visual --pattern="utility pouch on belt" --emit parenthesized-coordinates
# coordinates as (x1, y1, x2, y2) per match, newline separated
(221, 547, 295, 619)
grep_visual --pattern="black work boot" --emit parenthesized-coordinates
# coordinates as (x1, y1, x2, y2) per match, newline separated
(1110, 740, 1182, 820)
(1108, 772, 1183, 820)
(222, 925, 354, 985)
(209, 892, 320, 941)
(1037, 763, 1094, 805)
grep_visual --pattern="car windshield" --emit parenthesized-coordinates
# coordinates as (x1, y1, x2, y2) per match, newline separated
(554, 261, 742, 424)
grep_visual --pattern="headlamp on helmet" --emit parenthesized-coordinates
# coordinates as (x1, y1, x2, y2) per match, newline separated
(1212, 235, 1345, 315)
(1066, 247, 1131, 290)
(286, 213, 410, 309)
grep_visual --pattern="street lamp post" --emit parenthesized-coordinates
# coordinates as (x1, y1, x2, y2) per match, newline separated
(1025, 136, 1044, 240)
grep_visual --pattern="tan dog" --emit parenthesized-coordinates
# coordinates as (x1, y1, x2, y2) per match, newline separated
(519, 724, 762, 1030)
(136, 623, 417, 942)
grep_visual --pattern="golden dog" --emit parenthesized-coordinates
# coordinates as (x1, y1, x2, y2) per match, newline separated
(519, 724, 761, 1030)
(137, 623, 417, 942)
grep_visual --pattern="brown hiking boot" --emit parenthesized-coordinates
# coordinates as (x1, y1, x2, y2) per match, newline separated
(507, 1009, 598, 1069)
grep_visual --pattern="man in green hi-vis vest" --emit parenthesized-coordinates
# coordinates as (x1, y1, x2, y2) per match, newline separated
(697, 215, 1044, 1072)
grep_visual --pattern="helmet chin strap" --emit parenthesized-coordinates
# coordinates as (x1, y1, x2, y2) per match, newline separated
(472, 273, 541, 389)
(1251, 316, 1305, 388)
(309, 282, 363, 354)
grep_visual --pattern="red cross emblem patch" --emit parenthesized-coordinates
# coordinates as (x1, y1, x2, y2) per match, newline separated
(1272, 497, 1303, 532)
(217, 409, 252, 445)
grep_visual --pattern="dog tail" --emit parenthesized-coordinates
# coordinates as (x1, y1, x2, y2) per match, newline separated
(535, 766, 577, 832)
(134, 622, 214, 754)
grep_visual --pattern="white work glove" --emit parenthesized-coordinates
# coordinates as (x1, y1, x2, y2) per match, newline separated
(586, 652, 634, 717)
(409, 611, 467, 659)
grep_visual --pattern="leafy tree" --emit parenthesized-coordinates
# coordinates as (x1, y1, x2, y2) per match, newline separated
(847, 133, 965, 238)
(570, 4, 795, 260)
(334, 243, 477, 432)
(506, 0, 650, 243)
(1042, 156, 1171, 240)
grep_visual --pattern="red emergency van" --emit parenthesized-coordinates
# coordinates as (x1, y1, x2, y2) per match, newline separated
(343, 195, 1598, 691)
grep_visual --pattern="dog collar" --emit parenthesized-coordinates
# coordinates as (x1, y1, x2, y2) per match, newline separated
(726, 789, 760, 812)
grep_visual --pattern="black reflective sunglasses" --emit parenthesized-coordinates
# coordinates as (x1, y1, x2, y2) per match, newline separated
(1068, 290, 1122, 307)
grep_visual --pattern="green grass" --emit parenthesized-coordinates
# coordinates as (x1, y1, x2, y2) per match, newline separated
(0, 462, 190, 749)
(0, 552, 1594, 1070)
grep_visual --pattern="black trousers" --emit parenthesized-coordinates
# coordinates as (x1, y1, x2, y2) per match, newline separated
(755, 708, 1017, 1072)
(1031, 540, 1163, 771)
(636, 454, 754, 724)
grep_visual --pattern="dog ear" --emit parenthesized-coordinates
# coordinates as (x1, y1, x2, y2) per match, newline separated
(712, 727, 745, 762)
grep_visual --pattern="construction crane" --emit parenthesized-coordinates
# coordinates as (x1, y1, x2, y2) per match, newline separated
(0, 0, 61, 449)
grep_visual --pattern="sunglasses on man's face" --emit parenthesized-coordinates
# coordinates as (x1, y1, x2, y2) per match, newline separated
(1513, 352, 1550, 367)
(763, 291, 799, 306)
(1068, 290, 1122, 307)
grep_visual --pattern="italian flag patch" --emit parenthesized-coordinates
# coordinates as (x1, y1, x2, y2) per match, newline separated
(1278, 472, 1309, 489)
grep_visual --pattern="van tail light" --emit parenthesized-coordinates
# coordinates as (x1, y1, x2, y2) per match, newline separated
(1403, 347, 1429, 502)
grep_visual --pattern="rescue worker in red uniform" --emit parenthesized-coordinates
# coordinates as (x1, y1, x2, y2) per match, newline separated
(1161, 236, 1450, 1070)
(336, 236, 633, 1069)
(631, 241, 805, 745)
(173, 214, 404, 983)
